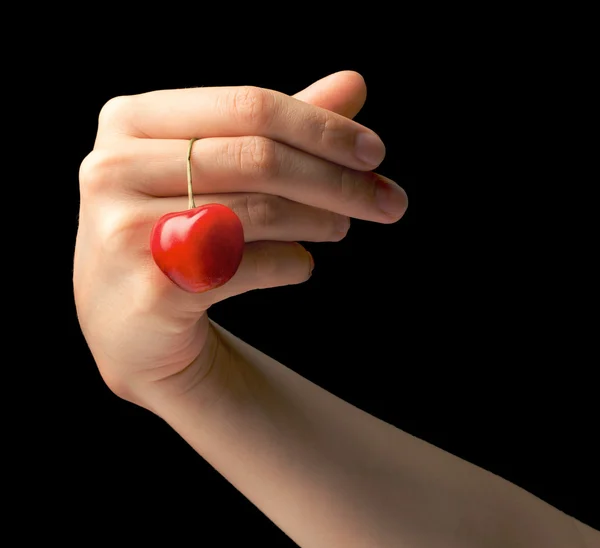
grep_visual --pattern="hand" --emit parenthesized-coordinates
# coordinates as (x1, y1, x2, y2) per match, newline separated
(73, 71, 408, 409)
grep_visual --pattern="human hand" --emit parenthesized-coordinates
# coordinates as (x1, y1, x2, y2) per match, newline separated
(73, 71, 408, 410)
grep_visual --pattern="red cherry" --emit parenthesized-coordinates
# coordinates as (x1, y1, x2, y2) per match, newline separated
(150, 139, 244, 293)
(150, 203, 245, 293)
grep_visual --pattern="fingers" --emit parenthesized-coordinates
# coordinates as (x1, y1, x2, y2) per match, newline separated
(211, 241, 314, 300)
(292, 70, 367, 119)
(82, 138, 407, 223)
(96, 83, 385, 171)
(85, 72, 401, 309)
(148, 241, 314, 313)
(145, 193, 350, 244)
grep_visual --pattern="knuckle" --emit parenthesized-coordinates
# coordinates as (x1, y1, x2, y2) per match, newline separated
(230, 86, 275, 129)
(96, 205, 143, 256)
(336, 166, 372, 206)
(98, 95, 133, 128)
(78, 149, 123, 197)
(243, 194, 281, 229)
(233, 136, 280, 180)
(306, 108, 331, 145)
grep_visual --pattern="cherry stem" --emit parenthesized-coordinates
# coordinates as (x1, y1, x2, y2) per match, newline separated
(187, 138, 199, 209)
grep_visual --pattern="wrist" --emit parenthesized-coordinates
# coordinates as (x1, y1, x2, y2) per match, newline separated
(135, 320, 251, 417)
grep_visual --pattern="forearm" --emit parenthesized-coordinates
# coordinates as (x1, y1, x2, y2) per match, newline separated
(147, 322, 593, 547)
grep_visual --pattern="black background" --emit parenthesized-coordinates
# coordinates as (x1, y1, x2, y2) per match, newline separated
(30, 33, 597, 545)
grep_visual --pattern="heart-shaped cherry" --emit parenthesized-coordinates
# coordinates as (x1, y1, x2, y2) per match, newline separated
(150, 139, 245, 293)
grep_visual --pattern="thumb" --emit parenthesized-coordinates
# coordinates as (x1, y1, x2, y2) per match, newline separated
(292, 70, 367, 119)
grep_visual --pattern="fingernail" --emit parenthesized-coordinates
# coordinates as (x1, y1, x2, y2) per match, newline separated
(375, 175, 408, 218)
(335, 215, 351, 236)
(355, 132, 386, 168)
(308, 252, 315, 274)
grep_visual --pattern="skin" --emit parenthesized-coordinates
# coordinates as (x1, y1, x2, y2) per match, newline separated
(74, 71, 599, 547)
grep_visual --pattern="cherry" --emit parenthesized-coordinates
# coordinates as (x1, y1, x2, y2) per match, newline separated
(150, 139, 245, 293)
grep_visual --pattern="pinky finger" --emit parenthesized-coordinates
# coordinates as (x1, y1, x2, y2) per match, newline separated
(209, 241, 314, 304)
(146, 241, 313, 315)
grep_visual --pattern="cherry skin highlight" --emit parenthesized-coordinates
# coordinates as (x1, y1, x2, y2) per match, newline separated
(150, 203, 245, 293)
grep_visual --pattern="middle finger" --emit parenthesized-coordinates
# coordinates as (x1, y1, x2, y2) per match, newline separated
(106, 137, 408, 223)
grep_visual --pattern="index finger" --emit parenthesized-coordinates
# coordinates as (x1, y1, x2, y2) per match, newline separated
(97, 86, 386, 171)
